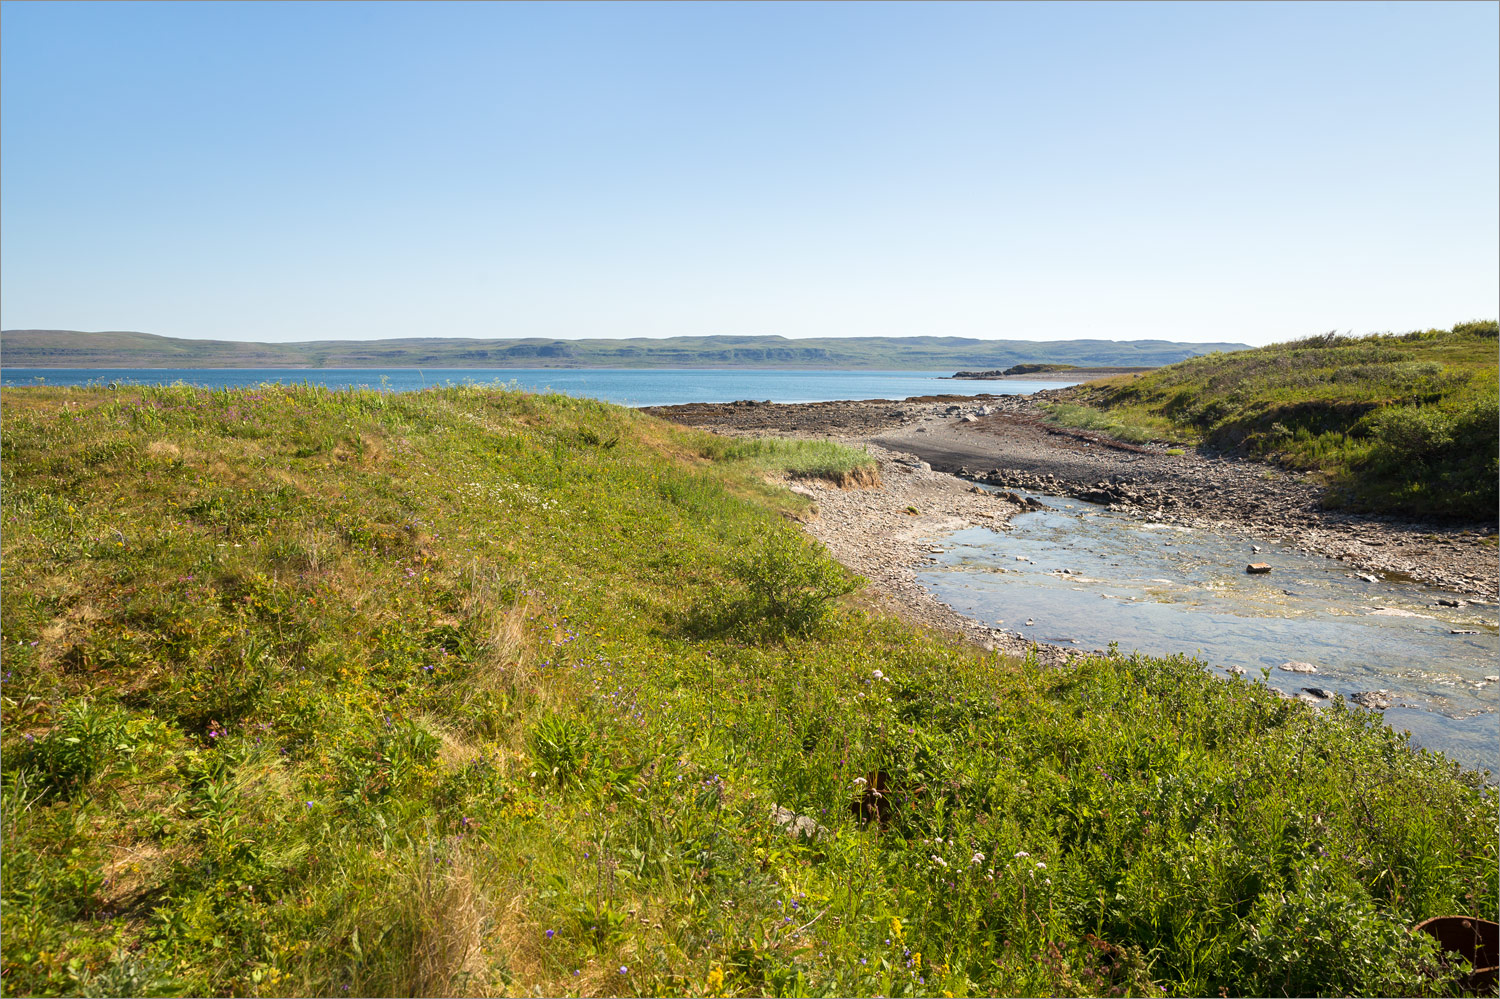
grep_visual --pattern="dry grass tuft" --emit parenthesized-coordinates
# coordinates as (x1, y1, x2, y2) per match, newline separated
(461, 570, 531, 696)
(395, 848, 491, 997)
(144, 439, 182, 461)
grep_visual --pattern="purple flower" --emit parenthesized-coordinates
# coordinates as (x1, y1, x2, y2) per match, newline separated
(546, 929, 555, 939)
(619, 965, 629, 975)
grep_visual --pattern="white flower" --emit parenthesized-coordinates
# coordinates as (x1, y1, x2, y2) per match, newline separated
(872, 670, 884, 680)
(971, 852, 985, 865)
(931, 855, 948, 868)
(1044, 878, 1052, 885)
(1035, 862, 1046, 870)
(853, 777, 867, 786)
(1014, 851, 1030, 859)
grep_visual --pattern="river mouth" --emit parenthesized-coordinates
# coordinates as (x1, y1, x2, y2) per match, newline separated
(917, 493, 1499, 777)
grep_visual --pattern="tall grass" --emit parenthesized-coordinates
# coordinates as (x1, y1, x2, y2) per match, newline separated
(1, 383, 1493, 997)
(1043, 321, 1499, 519)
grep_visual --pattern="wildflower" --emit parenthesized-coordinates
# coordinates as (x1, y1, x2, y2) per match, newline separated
(706, 966, 725, 994)
(853, 776, 867, 786)
(1035, 861, 1046, 870)
(931, 855, 948, 868)
(545, 929, 554, 939)
(872, 669, 883, 680)
(619, 965, 629, 975)
(971, 852, 985, 865)
(1014, 850, 1030, 858)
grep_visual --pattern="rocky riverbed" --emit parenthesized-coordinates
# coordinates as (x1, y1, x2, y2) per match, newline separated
(647, 393, 1499, 610)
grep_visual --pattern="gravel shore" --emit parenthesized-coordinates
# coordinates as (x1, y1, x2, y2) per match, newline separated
(646, 394, 1499, 653)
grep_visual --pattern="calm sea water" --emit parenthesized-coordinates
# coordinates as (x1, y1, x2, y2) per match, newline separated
(0, 368, 1074, 406)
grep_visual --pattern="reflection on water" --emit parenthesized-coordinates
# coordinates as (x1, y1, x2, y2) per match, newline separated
(918, 494, 1499, 777)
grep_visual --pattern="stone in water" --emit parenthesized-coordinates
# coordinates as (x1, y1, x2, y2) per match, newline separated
(1246, 563, 1272, 574)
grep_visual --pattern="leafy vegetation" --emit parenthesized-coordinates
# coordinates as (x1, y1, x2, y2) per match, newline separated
(1044, 322, 1499, 519)
(694, 437, 879, 486)
(1, 383, 1494, 997)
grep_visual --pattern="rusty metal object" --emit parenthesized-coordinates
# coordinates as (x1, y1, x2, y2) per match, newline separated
(1413, 915, 1498, 993)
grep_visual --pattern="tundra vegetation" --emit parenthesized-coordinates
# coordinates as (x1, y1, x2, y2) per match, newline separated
(1043, 321, 1499, 520)
(1, 383, 1495, 997)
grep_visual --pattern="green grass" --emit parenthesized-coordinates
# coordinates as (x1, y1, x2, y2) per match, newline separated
(1042, 321, 1499, 520)
(1, 383, 1495, 997)
(695, 437, 878, 485)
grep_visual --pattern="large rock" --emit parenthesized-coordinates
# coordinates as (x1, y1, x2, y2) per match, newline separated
(1351, 690, 1392, 710)
(1279, 661, 1318, 673)
(770, 804, 827, 840)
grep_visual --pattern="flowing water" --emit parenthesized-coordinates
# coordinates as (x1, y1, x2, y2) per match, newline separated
(919, 492, 1499, 776)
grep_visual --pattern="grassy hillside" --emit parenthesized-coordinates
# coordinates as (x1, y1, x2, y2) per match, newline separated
(0, 330, 1248, 371)
(1045, 321, 1499, 520)
(1, 384, 1494, 998)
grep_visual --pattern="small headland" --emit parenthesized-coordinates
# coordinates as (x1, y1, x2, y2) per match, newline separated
(950, 364, 1152, 380)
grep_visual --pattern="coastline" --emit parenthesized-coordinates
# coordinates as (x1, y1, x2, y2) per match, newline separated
(647, 393, 1499, 654)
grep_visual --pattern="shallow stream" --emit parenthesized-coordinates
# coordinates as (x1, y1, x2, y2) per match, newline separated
(918, 493, 1499, 776)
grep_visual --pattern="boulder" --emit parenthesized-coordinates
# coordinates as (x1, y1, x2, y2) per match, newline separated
(1246, 563, 1272, 574)
(1351, 690, 1392, 710)
(1279, 661, 1318, 673)
(770, 804, 827, 840)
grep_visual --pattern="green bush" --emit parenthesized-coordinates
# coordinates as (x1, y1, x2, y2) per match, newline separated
(728, 529, 861, 640)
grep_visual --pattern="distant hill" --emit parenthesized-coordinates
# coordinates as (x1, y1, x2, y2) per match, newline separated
(0, 329, 1249, 370)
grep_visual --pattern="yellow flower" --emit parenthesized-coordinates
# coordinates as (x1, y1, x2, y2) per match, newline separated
(705, 964, 725, 995)
(913, 951, 922, 969)
(890, 916, 904, 943)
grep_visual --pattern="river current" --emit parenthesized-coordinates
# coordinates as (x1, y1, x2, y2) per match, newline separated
(919, 492, 1499, 776)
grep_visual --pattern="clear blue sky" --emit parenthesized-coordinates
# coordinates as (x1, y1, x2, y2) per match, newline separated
(2, 1, 1495, 345)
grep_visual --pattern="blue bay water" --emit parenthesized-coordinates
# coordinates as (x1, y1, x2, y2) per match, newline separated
(0, 368, 1074, 406)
